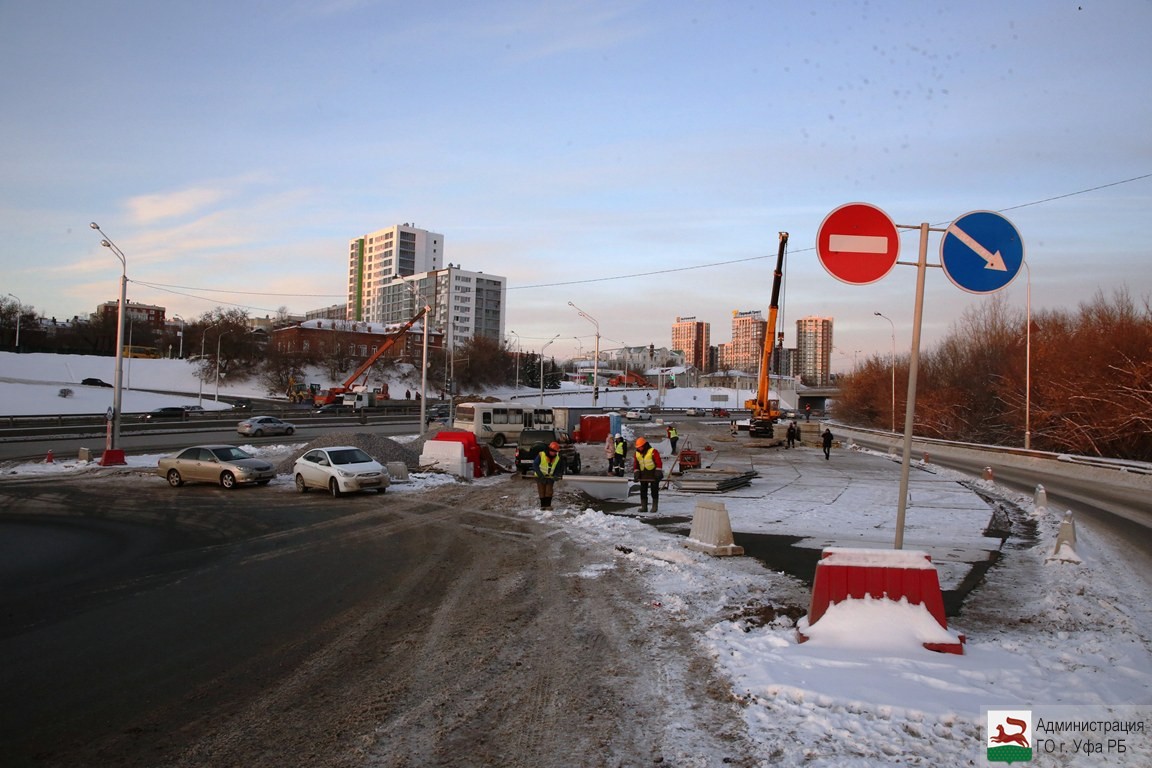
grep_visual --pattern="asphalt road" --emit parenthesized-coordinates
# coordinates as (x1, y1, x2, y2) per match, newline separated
(0, 467, 752, 767)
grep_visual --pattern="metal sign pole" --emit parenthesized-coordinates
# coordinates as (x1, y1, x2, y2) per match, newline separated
(893, 223, 929, 549)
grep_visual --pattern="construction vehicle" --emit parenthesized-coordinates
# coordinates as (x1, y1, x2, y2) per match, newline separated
(286, 379, 318, 404)
(312, 306, 429, 407)
(744, 231, 789, 438)
(608, 371, 649, 387)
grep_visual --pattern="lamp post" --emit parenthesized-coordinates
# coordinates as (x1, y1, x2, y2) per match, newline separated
(874, 312, 896, 433)
(540, 334, 559, 405)
(568, 301, 600, 406)
(215, 330, 231, 402)
(174, 314, 185, 359)
(509, 330, 521, 392)
(398, 277, 432, 434)
(1023, 260, 1032, 450)
(89, 222, 128, 464)
(6, 293, 20, 352)
(198, 320, 221, 407)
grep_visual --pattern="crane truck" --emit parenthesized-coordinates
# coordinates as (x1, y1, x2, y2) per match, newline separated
(312, 306, 429, 408)
(744, 231, 789, 438)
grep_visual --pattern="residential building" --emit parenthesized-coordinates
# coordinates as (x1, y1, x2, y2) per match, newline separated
(375, 266, 506, 351)
(271, 318, 442, 362)
(347, 224, 444, 323)
(725, 310, 767, 373)
(671, 316, 710, 373)
(96, 300, 166, 331)
(796, 316, 834, 386)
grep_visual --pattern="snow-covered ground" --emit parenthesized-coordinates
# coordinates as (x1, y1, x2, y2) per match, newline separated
(4, 352, 1151, 764)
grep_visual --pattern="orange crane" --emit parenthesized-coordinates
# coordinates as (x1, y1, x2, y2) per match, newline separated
(745, 231, 788, 437)
(313, 306, 429, 407)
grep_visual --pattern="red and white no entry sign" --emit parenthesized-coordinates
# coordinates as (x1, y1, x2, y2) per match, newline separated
(816, 202, 900, 285)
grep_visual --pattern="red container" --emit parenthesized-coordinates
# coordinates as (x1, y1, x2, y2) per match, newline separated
(579, 414, 611, 444)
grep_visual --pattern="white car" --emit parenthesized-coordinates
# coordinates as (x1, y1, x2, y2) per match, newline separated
(624, 409, 652, 421)
(293, 446, 389, 496)
(237, 415, 297, 436)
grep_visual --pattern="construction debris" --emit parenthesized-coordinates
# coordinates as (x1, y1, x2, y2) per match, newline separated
(673, 468, 758, 493)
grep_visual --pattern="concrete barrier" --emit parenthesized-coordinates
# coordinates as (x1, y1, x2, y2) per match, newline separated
(684, 500, 744, 557)
(1047, 511, 1081, 564)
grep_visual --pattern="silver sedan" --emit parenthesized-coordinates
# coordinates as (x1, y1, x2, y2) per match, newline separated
(157, 444, 276, 489)
(236, 416, 297, 437)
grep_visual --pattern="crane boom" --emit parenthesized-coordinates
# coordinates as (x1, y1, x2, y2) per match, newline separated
(745, 231, 789, 437)
(313, 306, 430, 407)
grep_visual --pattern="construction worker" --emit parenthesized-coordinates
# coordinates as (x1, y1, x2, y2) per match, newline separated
(612, 433, 626, 475)
(632, 436, 663, 514)
(533, 441, 565, 509)
(666, 423, 679, 455)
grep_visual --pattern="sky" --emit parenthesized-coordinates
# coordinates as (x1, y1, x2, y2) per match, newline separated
(4, 351, 1151, 764)
(2, 1, 1150, 373)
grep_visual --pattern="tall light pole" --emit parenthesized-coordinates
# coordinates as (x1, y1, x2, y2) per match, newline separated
(198, 320, 221, 407)
(6, 293, 20, 352)
(509, 330, 521, 392)
(1023, 260, 1032, 450)
(398, 277, 432, 434)
(174, 314, 185, 359)
(874, 312, 896, 433)
(568, 301, 600, 406)
(89, 222, 128, 465)
(215, 330, 231, 402)
(540, 334, 559, 405)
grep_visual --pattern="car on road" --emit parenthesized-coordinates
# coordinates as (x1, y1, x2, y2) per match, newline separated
(312, 403, 354, 416)
(237, 415, 297, 436)
(711, 408, 730, 417)
(514, 428, 582, 476)
(140, 406, 189, 421)
(425, 403, 450, 423)
(293, 446, 389, 496)
(684, 407, 705, 416)
(157, 444, 276, 489)
(624, 409, 652, 421)
(81, 377, 113, 388)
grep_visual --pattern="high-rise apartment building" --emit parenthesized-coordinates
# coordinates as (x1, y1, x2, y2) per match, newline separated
(347, 224, 444, 323)
(345, 224, 506, 349)
(671, 316, 710, 372)
(796, 316, 834, 385)
(725, 310, 767, 373)
(376, 266, 506, 351)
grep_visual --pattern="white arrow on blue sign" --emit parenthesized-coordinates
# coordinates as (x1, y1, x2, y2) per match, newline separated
(940, 210, 1024, 294)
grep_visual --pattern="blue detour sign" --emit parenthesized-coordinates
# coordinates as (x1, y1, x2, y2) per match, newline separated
(940, 211, 1024, 294)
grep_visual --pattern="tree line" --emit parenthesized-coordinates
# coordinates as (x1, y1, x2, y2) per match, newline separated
(833, 290, 1152, 462)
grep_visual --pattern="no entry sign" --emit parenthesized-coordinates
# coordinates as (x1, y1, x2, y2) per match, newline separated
(816, 202, 900, 285)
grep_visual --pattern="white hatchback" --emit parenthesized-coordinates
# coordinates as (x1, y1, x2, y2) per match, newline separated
(293, 446, 389, 496)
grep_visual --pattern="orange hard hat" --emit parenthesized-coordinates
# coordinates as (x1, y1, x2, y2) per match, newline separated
(548, 442, 560, 451)
(635, 436, 647, 447)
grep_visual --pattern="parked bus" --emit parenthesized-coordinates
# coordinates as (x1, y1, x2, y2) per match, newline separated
(123, 345, 160, 359)
(452, 402, 554, 447)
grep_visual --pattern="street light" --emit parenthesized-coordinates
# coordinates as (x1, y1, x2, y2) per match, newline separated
(540, 334, 559, 405)
(89, 222, 128, 465)
(198, 320, 221, 407)
(6, 293, 20, 352)
(509, 330, 521, 391)
(173, 314, 185, 359)
(215, 330, 232, 402)
(874, 312, 896, 433)
(568, 301, 600, 406)
(396, 277, 432, 434)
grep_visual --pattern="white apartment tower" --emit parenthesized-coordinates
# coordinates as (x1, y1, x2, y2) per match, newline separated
(796, 315, 834, 386)
(347, 224, 444, 323)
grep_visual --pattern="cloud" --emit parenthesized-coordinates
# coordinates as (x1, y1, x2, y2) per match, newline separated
(127, 186, 232, 225)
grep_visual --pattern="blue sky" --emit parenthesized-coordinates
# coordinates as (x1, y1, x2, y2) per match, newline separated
(2, 0, 1149, 371)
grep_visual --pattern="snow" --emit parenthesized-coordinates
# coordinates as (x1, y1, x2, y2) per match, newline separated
(3, 351, 1152, 764)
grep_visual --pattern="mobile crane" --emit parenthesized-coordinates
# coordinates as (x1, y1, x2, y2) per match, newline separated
(312, 306, 429, 407)
(744, 231, 789, 438)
